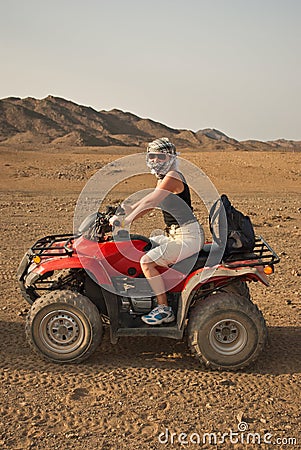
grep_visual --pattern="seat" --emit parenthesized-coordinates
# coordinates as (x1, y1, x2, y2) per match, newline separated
(171, 244, 212, 274)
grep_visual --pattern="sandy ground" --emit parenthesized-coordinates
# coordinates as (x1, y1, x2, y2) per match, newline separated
(0, 147, 300, 449)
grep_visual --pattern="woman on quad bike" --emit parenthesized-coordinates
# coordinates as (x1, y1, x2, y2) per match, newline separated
(109, 137, 205, 325)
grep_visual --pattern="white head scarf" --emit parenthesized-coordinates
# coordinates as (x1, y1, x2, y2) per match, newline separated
(146, 137, 178, 178)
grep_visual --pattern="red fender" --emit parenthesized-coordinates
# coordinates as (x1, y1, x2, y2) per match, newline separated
(27, 255, 113, 286)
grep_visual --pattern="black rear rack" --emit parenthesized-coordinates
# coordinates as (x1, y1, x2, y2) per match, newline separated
(30, 234, 76, 257)
(223, 235, 280, 268)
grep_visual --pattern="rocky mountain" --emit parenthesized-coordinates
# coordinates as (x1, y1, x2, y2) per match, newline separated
(0, 95, 300, 151)
(196, 128, 238, 143)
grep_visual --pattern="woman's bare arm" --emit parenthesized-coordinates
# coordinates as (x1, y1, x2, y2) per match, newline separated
(124, 171, 183, 225)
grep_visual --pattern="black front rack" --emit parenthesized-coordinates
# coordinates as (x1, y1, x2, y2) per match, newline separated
(223, 235, 280, 268)
(30, 234, 76, 257)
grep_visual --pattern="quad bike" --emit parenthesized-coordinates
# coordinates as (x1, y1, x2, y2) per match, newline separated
(17, 207, 280, 371)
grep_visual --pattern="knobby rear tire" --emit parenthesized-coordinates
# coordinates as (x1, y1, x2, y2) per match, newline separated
(187, 292, 267, 371)
(221, 280, 250, 299)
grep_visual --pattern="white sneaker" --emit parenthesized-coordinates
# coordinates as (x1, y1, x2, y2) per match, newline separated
(141, 305, 175, 325)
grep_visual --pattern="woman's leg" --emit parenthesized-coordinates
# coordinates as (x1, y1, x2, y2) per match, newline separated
(140, 255, 168, 306)
(140, 254, 175, 325)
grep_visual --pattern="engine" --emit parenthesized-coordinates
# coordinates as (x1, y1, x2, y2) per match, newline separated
(113, 276, 155, 314)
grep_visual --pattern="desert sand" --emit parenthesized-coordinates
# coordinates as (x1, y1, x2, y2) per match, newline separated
(0, 147, 300, 449)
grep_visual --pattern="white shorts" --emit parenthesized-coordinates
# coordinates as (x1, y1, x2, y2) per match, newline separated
(145, 221, 205, 267)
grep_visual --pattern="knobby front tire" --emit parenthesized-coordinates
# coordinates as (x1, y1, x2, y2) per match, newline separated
(26, 290, 103, 363)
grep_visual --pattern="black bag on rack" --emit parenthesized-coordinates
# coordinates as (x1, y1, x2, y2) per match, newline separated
(209, 194, 255, 257)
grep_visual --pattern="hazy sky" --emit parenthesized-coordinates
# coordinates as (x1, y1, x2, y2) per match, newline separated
(1, 0, 300, 141)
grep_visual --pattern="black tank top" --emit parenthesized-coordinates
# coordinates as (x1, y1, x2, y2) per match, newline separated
(159, 172, 196, 227)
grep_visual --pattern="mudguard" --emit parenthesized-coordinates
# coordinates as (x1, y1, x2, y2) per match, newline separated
(177, 265, 269, 328)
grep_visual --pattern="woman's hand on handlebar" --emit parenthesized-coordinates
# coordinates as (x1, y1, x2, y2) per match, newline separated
(109, 214, 123, 228)
(120, 202, 133, 215)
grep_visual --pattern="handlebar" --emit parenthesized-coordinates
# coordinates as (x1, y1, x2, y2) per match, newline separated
(112, 219, 122, 227)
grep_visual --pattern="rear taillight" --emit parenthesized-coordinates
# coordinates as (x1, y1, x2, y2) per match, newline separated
(263, 265, 274, 275)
